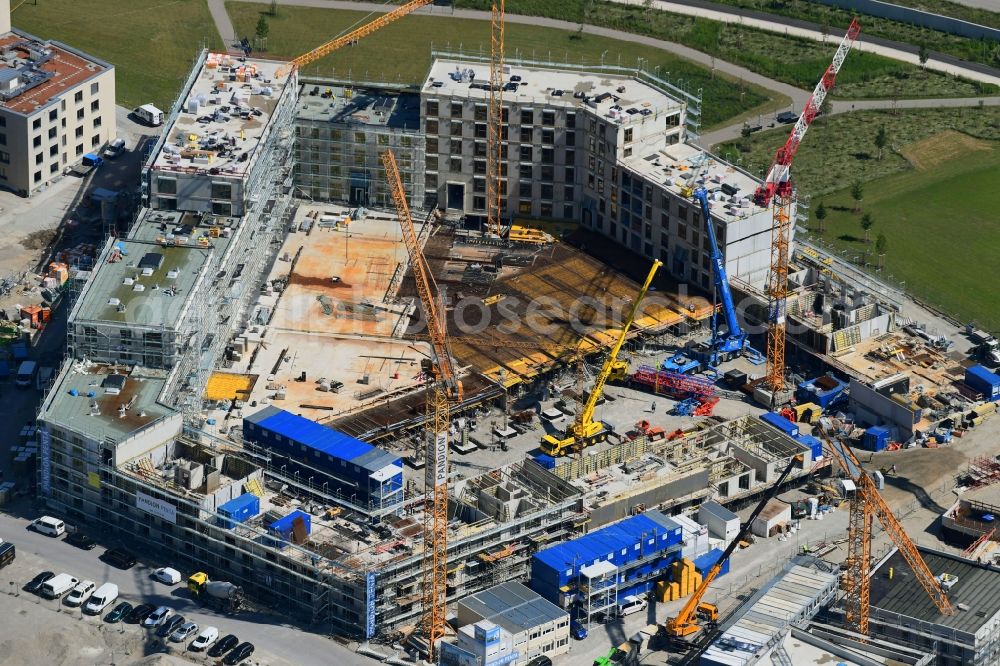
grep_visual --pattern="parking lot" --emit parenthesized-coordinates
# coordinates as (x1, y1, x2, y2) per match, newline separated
(0, 511, 370, 666)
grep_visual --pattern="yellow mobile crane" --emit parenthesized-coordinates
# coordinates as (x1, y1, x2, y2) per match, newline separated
(540, 260, 661, 457)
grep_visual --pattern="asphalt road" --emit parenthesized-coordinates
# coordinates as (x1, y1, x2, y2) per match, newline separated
(0, 510, 372, 666)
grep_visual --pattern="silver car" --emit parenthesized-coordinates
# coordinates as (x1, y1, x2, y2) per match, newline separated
(170, 621, 199, 643)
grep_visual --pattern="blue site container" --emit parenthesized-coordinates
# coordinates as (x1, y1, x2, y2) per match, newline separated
(533, 454, 557, 470)
(760, 412, 799, 438)
(862, 426, 891, 452)
(965, 365, 1000, 401)
(693, 548, 730, 578)
(11, 343, 27, 361)
(797, 434, 823, 460)
(267, 510, 312, 548)
(218, 493, 260, 529)
(796, 374, 848, 409)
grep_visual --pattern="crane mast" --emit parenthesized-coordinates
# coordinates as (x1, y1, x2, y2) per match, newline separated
(486, 0, 506, 237)
(756, 18, 861, 395)
(382, 150, 460, 661)
(274, 0, 433, 78)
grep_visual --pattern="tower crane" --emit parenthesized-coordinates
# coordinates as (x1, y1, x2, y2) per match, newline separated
(274, 0, 433, 79)
(486, 0, 506, 237)
(692, 187, 748, 366)
(754, 18, 861, 398)
(382, 149, 461, 662)
(540, 260, 662, 457)
(822, 432, 954, 635)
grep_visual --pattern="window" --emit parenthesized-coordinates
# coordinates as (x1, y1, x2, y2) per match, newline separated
(541, 128, 554, 145)
(472, 196, 485, 211)
(426, 155, 438, 171)
(425, 119, 438, 134)
(624, 127, 634, 143)
(474, 104, 487, 121)
(519, 201, 531, 214)
(474, 141, 486, 157)
(540, 184, 553, 200)
(474, 123, 487, 139)
(425, 173, 437, 188)
(541, 147, 554, 164)
(76, 108, 85, 120)
(540, 165, 554, 181)
(542, 109, 555, 126)
(425, 100, 438, 116)
(211, 182, 232, 199)
(473, 160, 486, 175)
(33, 170, 41, 183)
(565, 166, 575, 182)
(93, 117, 102, 128)
(90, 100, 99, 112)
(563, 203, 574, 219)
(157, 178, 177, 195)
(49, 145, 58, 156)
(519, 145, 532, 161)
(0, 151, 9, 164)
(32, 118, 41, 129)
(666, 113, 680, 128)
(450, 157, 462, 172)
(35, 152, 43, 164)
(473, 177, 485, 193)
(449, 121, 462, 137)
(519, 126, 532, 143)
(212, 201, 232, 216)
(519, 164, 532, 179)
(520, 109, 533, 125)
(426, 137, 438, 154)
(450, 102, 462, 117)
(90, 82, 99, 95)
(519, 182, 531, 198)
(74, 91, 83, 103)
(91, 134, 100, 147)
(564, 185, 575, 200)
(50, 162, 59, 174)
(540, 202, 552, 217)
(624, 147, 632, 157)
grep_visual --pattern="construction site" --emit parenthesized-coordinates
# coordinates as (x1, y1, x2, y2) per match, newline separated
(23, 4, 1000, 666)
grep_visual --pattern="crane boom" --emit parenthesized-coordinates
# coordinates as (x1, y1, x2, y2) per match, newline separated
(540, 261, 661, 456)
(824, 435, 954, 634)
(665, 454, 803, 638)
(693, 187, 746, 360)
(275, 0, 433, 78)
(486, 0, 506, 237)
(753, 18, 861, 208)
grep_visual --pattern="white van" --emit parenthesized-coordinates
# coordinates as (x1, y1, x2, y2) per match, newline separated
(32, 515, 65, 537)
(41, 573, 79, 599)
(617, 595, 648, 618)
(133, 104, 164, 126)
(84, 582, 119, 614)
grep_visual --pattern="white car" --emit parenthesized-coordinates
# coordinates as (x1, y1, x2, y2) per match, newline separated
(64, 580, 96, 607)
(190, 625, 219, 651)
(103, 137, 126, 159)
(151, 567, 182, 585)
(170, 621, 199, 643)
(143, 605, 174, 627)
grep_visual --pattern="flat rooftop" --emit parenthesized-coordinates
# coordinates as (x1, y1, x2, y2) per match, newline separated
(870, 547, 1000, 635)
(459, 582, 567, 634)
(41, 362, 175, 444)
(297, 85, 420, 130)
(622, 144, 767, 222)
(151, 52, 292, 177)
(73, 238, 210, 327)
(0, 33, 109, 115)
(423, 58, 682, 120)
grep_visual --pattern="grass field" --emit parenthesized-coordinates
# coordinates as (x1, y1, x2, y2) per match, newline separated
(810, 142, 1000, 330)
(452, 0, 998, 98)
(225, 3, 777, 129)
(12, 0, 222, 110)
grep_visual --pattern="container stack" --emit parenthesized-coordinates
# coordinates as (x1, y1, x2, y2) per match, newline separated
(658, 558, 702, 602)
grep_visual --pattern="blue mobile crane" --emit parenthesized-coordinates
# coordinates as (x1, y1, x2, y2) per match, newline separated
(691, 187, 750, 366)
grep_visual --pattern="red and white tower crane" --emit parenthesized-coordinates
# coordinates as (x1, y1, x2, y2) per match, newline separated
(755, 18, 861, 396)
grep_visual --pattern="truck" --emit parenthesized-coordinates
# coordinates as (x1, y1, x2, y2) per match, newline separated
(967, 324, 996, 346)
(967, 325, 1000, 366)
(133, 104, 164, 126)
(187, 572, 243, 612)
(15, 361, 37, 388)
(70, 152, 104, 177)
(0, 540, 14, 569)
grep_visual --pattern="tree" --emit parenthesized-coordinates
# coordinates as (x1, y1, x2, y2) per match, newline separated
(850, 180, 864, 214)
(255, 15, 269, 48)
(814, 201, 828, 234)
(875, 233, 889, 269)
(918, 42, 929, 69)
(860, 213, 874, 244)
(874, 126, 888, 161)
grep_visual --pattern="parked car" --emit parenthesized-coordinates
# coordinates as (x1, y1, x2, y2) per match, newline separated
(24, 571, 54, 594)
(776, 111, 798, 124)
(156, 614, 185, 638)
(570, 620, 588, 640)
(526, 657, 553, 666)
(190, 626, 219, 651)
(31, 515, 65, 537)
(64, 532, 96, 550)
(83, 583, 118, 614)
(105, 601, 133, 623)
(101, 548, 137, 570)
(65, 580, 96, 607)
(223, 642, 255, 665)
(151, 567, 181, 585)
(170, 621, 199, 643)
(143, 606, 174, 628)
(208, 634, 240, 658)
(103, 138, 126, 159)
(125, 603, 156, 624)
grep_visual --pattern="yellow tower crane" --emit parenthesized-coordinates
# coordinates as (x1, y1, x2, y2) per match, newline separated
(540, 260, 662, 457)
(486, 0, 506, 237)
(382, 149, 462, 662)
(275, 0, 433, 79)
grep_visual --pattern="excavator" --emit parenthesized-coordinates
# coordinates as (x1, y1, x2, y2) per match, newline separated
(663, 453, 803, 640)
(540, 260, 662, 457)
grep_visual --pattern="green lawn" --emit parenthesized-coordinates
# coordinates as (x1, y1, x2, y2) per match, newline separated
(810, 146, 1000, 329)
(12, 0, 222, 110)
(226, 2, 778, 129)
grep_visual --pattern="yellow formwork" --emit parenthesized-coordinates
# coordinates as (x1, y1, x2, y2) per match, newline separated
(205, 372, 257, 401)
